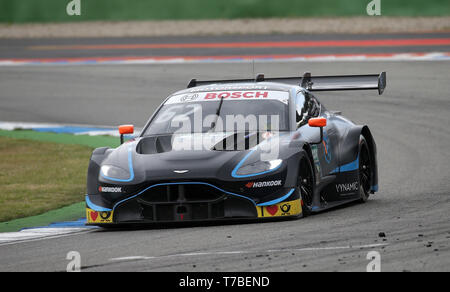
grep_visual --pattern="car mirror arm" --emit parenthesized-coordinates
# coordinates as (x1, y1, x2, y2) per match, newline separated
(311, 127, 324, 145)
(307, 117, 327, 145)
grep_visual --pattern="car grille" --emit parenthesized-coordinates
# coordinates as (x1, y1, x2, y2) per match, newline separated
(138, 184, 225, 204)
(114, 183, 232, 222)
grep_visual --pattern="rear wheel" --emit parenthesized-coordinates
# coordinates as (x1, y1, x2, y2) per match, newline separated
(359, 135, 371, 203)
(297, 154, 315, 216)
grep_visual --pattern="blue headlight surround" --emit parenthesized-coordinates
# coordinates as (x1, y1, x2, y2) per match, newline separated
(100, 146, 135, 182)
(231, 149, 283, 178)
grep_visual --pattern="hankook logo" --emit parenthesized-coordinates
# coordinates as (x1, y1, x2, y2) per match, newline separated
(99, 186, 122, 193)
(246, 180, 282, 188)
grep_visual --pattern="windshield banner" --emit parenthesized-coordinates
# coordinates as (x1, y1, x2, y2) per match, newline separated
(166, 90, 289, 105)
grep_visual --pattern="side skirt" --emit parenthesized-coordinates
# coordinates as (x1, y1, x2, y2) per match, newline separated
(310, 197, 361, 213)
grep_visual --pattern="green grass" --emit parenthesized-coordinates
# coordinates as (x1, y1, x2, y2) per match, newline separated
(0, 202, 85, 233)
(0, 130, 120, 230)
(0, 130, 119, 149)
(0, 136, 93, 222)
(0, 0, 448, 23)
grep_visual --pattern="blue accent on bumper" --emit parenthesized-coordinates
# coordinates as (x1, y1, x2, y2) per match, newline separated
(85, 195, 112, 212)
(112, 182, 257, 211)
(100, 146, 135, 182)
(371, 184, 379, 192)
(257, 188, 295, 206)
(231, 149, 282, 178)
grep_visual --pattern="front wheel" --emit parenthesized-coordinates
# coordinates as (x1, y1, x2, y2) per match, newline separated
(297, 154, 315, 216)
(358, 135, 371, 203)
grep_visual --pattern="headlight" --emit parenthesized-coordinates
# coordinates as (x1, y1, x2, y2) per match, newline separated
(100, 165, 130, 180)
(235, 159, 282, 176)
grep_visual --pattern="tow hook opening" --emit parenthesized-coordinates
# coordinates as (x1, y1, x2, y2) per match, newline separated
(176, 205, 188, 214)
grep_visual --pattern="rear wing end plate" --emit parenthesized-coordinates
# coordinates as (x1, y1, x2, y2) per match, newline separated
(188, 72, 387, 95)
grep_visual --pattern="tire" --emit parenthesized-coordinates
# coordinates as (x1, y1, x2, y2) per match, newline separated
(297, 153, 315, 216)
(358, 135, 371, 203)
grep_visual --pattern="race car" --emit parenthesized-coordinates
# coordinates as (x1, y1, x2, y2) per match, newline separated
(85, 72, 386, 226)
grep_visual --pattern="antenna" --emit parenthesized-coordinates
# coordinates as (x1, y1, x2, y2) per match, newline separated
(252, 59, 255, 78)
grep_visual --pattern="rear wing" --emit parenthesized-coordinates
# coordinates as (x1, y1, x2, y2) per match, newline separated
(188, 72, 387, 95)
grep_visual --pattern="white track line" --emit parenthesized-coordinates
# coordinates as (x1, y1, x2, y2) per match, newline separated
(109, 243, 388, 262)
(0, 228, 96, 247)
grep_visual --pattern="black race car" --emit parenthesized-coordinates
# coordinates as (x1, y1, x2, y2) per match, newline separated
(85, 72, 386, 226)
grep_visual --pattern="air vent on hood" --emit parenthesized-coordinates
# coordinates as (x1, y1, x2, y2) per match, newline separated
(136, 135, 173, 154)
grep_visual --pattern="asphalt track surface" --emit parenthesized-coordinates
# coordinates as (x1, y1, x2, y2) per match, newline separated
(1, 32, 450, 60)
(0, 34, 449, 272)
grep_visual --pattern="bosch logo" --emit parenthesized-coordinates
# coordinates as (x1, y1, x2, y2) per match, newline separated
(204, 91, 269, 99)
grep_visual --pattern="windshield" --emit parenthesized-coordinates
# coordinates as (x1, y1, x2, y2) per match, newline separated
(143, 90, 290, 136)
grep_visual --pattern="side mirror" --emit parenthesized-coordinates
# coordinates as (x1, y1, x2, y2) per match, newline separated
(118, 124, 134, 144)
(308, 118, 327, 145)
(308, 118, 327, 128)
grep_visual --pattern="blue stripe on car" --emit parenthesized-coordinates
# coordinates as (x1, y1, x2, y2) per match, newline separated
(257, 188, 295, 206)
(85, 195, 112, 212)
(100, 146, 135, 182)
(329, 155, 359, 174)
(231, 149, 282, 178)
(90, 183, 296, 212)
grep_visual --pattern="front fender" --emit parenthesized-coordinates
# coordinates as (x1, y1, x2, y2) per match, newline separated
(339, 125, 378, 192)
(86, 147, 112, 195)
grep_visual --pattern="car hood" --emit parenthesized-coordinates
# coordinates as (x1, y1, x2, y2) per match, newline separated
(99, 132, 297, 184)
